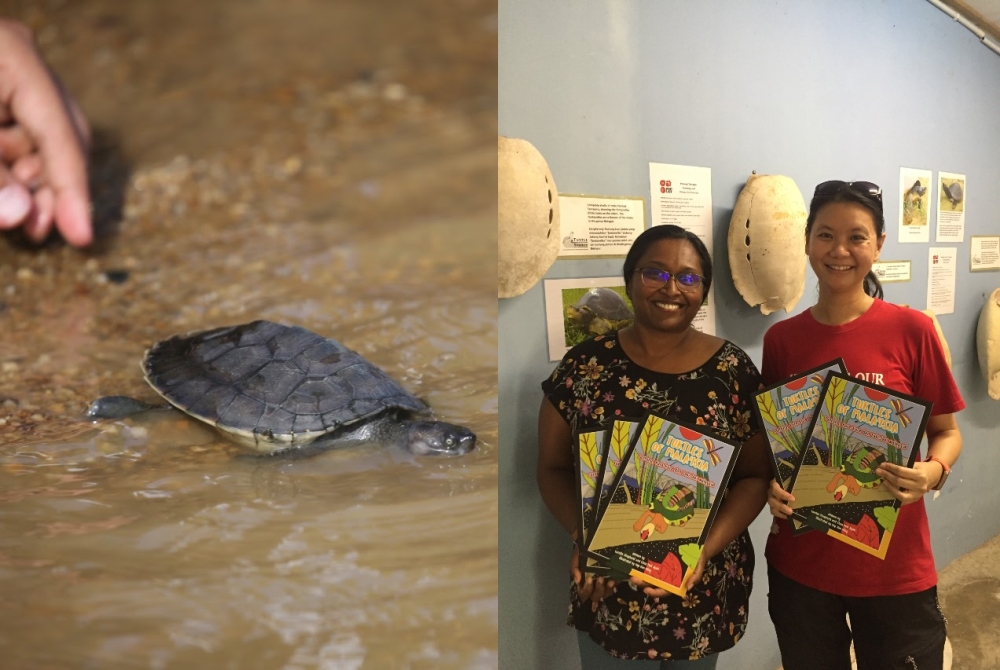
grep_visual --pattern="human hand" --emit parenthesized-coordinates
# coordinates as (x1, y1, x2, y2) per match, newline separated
(628, 551, 707, 597)
(570, 543, 616, 608)
(683, 552, 707, 590)
(628, 573, 668, 598)
(767, 478, 795, 519)
(0, 19, 91, 245)
(875, 461, 939, 505)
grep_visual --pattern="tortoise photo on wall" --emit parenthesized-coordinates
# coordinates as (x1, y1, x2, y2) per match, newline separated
(565, 287, 633, 337)
(87, 320, 476, 456)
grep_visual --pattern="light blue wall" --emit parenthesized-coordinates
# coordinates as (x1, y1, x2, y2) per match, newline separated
(499, 1, 1000, 668)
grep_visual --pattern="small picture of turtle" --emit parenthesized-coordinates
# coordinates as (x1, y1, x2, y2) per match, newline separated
(87, 320, 476, 457)
(939, 178, 964, 211)
(562, 286, 633, 346)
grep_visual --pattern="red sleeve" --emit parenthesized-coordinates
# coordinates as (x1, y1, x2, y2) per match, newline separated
(761, 326, 782, 386)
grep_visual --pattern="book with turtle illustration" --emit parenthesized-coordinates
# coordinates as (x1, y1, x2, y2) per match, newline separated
(592, 417, 643, 529)
(575, 428, 612, 574)
(753, 359, 847, 489)
(785, 372, 932, 559)
(585, 414, 741, 596)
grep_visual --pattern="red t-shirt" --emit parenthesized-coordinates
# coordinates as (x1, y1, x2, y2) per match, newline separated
(762, 299, 964, 596)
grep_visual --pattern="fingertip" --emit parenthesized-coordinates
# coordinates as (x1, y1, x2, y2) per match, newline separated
(24, 207, 53, 242)
(54, 190, 92, 246)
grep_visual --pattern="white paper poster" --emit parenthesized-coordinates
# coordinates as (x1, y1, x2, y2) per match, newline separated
(936, 172, 966, 243)
(648, 163, 716, 334)
(557, 194, 647, 258)
(898, 167, 931, 243)
(872, 260, 911, 283)
(971, 236, 1000, 272)
(649, 164, 713, 245)
(927, 247, 957, 315)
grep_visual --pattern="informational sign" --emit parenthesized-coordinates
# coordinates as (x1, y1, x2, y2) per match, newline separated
(872, 260, 912, 284)
(935, 172, 966, 243)
(927, 247, 957, 315)
(557, 194, 647, 258)
(648, 164, 713, 244)
(971, 235, 1000, 272)
(648, 163, 716, 335)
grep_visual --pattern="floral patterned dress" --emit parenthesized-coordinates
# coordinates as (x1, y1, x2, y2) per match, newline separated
(541, 332, 762, 661)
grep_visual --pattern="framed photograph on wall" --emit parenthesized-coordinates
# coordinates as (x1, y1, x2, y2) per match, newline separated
(543, 277, 634, 361)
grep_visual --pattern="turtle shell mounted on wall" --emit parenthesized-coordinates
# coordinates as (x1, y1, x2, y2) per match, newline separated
(727, 174, 808, 315)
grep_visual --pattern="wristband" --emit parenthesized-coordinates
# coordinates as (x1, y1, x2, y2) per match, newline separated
(926, 455, 951, 491)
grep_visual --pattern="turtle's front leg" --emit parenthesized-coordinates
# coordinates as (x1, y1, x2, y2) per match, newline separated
(826, 471, 845, 493)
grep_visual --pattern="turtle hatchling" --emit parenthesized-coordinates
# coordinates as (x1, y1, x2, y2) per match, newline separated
(87, 320, 476, 456)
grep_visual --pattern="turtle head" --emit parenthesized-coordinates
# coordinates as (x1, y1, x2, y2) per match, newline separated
(405, 420, 476, 456)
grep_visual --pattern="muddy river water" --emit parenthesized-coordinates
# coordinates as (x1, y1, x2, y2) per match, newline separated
(0, 1, 497, 668)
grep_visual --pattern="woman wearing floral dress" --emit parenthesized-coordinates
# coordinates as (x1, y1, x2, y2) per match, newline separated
(537, 225, 772, 668)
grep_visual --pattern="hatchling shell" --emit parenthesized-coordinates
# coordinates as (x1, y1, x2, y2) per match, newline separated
(143, 320, 426, 449)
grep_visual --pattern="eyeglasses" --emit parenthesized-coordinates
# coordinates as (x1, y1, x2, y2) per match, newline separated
(813, 180, 883, 209)
(635, 267, 704, 292)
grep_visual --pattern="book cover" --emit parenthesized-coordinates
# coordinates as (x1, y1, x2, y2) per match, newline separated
(575, 428, 610, 574)
(785, 372, 932, 559)
(592, 418, 643, 529)
(753, 359, 847, 489)
(586, 414, 741, 597)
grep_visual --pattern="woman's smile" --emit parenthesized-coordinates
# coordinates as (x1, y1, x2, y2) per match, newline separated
(653, 300, 685, 311)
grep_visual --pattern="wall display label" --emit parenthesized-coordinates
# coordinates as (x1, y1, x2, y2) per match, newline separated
(872, 261, 912, 284)
(935, 171, 966, 243)
(971, 236, 1000, 272)
(557, 194, 647, 259)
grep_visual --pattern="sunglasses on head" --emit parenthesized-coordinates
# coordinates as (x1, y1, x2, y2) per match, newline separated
(813, 180, 883, 207)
